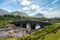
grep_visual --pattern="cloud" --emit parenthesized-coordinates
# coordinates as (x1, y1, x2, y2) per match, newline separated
(6, 9, 11, 12)
(28, 9, 44, 16)
(18, 9, 21, 11)
(50, 9, 60, 16)
(41, 0, 59, 10)
(28, 7, 56, 18)
(52, 0, 58, 4)
(22, 7, 30, 11)
(30, 4, 40, 10)
(22, 4, 41, 16)
(3, 0, 59, 18)
(48, 0, 58, 6)
(41, 9, 60, 18)
(21, 0, 31, 6)
(36, 10, 55, 18)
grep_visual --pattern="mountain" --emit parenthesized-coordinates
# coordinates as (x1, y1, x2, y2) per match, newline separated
(10, 11, 28, 17)
(33, 13, 45, 18)
(0, 9, 45, 18)
(0, 9, 28, 17)
(0, 9, 9, 15)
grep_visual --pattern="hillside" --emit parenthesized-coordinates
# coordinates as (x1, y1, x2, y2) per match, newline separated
(10, 11, 28, 17)
(33, 13, 44, 18)
(0, 9, 9, 15)
(0, 9, 29, 17)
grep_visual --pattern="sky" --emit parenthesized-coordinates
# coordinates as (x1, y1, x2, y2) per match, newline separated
(0, 0, 60, 18)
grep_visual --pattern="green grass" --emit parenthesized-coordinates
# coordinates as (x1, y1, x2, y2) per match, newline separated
(0, 21, 11, 28)
(44, 30, 60, 40)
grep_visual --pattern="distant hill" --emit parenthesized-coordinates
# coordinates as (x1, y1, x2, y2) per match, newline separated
(0, 9, 28, 17)
(10, 11, 28, 17)
(0, 9, 45, 18)
(33, 13, 45, 18)
(0, 9, 9, 15)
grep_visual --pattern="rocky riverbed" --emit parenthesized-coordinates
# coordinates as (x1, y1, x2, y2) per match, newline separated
(0, 25, 31, 38)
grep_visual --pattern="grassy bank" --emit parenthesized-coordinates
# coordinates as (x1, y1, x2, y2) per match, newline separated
(0, 21, 11, 28)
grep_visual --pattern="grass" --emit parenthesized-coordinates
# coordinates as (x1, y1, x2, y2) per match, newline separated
(0, 21, 11, 28)
(44, 29, 60, 40)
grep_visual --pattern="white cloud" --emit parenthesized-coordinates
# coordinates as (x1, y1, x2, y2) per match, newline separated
(48, 0, 58, 6)
(52, 0, 58, 4)
(18, 9, 21, 11)
(7, 10, 11, 12)
(12, 0, 16, 2)
(28, 8, 55, 18)
(30, 4, 40, 10)
(22, 7, 30, 11)
(41, 10, 60, 18)
(50, 10, 60, 17)
(41, 0, 59, 10)
(20, 3, 59, 18)
(45, 0, 58, 6)
(10, 0, 59, 18)
(22, 4, 41, 16)
(46, 8, 53, 11)
(28, 10, 44, 16)
(21, 0, 31, 6)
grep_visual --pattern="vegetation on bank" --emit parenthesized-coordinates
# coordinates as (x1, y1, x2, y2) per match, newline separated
(0, 15, 60, 23)
(0, 23, 60, 40)
(0, 21, 11, 28)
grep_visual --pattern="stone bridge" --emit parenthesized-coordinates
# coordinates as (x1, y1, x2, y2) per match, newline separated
(11, 21, 51, 30)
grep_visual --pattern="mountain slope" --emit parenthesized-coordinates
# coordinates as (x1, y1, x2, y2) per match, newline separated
(0, 9, 9, 15)
(33, 13, 45, 18)
(10, 11, 28, 17)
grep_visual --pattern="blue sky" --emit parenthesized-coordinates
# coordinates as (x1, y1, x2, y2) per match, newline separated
(0, 0, 60, 18)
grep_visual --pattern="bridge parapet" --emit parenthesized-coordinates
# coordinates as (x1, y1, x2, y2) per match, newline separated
(11, 21, 52, 30)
